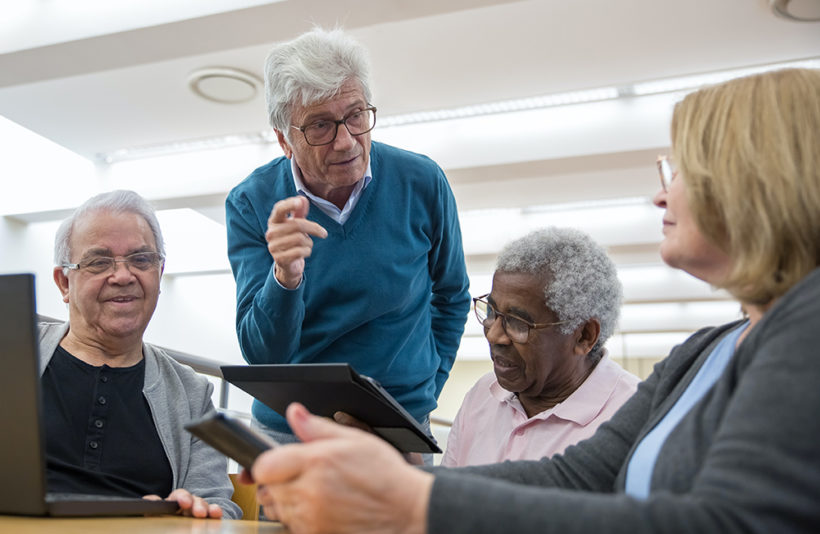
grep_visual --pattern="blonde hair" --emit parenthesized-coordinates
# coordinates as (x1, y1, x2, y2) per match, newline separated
(671, 68, 820, 305)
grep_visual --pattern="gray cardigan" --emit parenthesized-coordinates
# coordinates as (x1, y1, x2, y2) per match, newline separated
(38, 322, 241, 519)
(429, 267, 820, 533)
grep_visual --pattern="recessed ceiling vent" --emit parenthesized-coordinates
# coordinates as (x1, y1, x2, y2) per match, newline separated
(188, 67, 263, 104)
(770, 0, 820, 21)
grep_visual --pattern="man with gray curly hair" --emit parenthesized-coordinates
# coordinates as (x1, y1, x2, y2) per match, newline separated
(225, 27, 470, 451)
(441, 227, 638, 467)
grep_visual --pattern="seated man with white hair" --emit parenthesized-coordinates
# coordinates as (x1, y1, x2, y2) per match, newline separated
(41, 190, 240, 518)
(442, 227, 638, 466)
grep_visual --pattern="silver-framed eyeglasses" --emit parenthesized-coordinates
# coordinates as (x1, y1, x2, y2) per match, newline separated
(473, 294, 568, 344)
(63, 251, 165, 275)
(291, 106, 377, 146)
(657, 155, 677, 192)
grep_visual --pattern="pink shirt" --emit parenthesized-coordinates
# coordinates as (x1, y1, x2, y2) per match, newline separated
(441, 354, 639, 467)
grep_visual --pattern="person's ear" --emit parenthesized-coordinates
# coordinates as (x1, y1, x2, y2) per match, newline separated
(275, 129, 293, 159)
(573, 318, 601, 356)
(53, 267, 70, 303)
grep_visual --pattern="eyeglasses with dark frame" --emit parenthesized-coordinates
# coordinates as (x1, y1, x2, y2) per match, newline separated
(473, 294, 568, 344)
(62, 251, 165, 275)
(657, 155, 677, 192)
(291, 106, 377, 146)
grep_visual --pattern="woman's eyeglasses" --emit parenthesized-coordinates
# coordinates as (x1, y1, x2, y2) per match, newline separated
(657, 155, 677, 192)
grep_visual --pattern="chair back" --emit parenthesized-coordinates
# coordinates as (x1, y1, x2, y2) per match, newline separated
(229, 473, 259, 520)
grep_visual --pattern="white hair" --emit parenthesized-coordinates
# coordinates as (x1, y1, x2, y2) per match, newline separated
(264, 27, 373, 137)
(54, 190, 165, 266)
(496, 227, 622, 357)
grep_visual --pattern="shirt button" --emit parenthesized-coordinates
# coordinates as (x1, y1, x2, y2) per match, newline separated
(98, 396, 106, 405)
(100, 376, 109, 383)
(89, 441, 99, 449)
(95, 419, 104, 428)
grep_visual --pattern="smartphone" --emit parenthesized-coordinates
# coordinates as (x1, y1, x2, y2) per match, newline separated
(185, 412, 279, 471)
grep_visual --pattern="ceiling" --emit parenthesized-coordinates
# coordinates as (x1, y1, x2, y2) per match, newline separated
(1, 0, 818, 161)
(1, 0, 819, 365)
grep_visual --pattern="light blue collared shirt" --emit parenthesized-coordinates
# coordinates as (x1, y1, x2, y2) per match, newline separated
(290, 159, 373, 225)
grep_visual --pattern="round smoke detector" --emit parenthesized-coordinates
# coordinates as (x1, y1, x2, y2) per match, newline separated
(770, 0, 820, 21)
(188, 67, 263, 104)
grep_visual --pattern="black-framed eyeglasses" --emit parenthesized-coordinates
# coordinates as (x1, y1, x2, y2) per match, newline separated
(657, 155, 677, 192)
(473, 294, 568, 344)
(291, 106, 377, 146)
(63, 251, 165, 275)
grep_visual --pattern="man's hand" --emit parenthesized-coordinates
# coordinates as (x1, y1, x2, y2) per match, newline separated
(144, 489, 223, 519)
(266, 196, 328, 289)
(252, 403, 433, 534)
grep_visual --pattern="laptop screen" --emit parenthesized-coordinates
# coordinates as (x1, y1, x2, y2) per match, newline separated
(0, 273, 50, 515)
(0, 273, 179, 517)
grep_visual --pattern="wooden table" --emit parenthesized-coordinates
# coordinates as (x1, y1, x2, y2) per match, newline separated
(0, 515, 288, 533)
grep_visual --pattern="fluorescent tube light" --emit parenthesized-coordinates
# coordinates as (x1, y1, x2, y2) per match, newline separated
(631, 58, 820, 96)
(99, 131, 277, 164)
(379, 87, 620, 128)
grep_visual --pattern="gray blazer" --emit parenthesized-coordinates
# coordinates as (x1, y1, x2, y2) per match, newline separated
(38, 322, 241, 519)
(429, 267, 820, 533)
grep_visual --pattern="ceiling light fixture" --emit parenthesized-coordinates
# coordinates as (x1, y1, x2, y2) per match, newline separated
(379, 87, 620, 128)
(770, 0, 820, 21)
(98, 131, 276, 164)
(520, 197, 650, 215)
(187, 67, 263, 104)
(99, 57, 820, 164)
(630, 57, 820, 96)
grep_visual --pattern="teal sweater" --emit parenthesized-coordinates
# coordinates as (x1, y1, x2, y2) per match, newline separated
(226, 142, 470, 432)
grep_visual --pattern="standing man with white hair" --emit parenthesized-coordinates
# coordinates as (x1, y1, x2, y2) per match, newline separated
(225, 28, 470, 449)
(42, 190, 239, 518)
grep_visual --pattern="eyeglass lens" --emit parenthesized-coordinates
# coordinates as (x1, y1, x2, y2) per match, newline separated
(302, 108, 375, 146)
(475, 299, 529, 343)
(658, 157, 674, 191)
(81, 253, 162, 274)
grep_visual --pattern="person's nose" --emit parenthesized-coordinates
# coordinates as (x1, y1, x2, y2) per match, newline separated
(108, 260, 136, 283)
(332, 122, 357, 150)
(652, 187, 667, 208)
(484, 316, 511, 344)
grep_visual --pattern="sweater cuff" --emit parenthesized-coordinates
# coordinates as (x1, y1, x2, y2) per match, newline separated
(270, 262, 305, 290)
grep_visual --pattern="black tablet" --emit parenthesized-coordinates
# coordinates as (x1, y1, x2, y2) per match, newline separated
(185, 412, 278, 470)
(220, 363, 441, 454)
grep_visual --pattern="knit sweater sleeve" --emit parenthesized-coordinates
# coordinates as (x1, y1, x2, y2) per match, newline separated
(171, 378, 241, 519)
(427, 166, 471, 397)
(225, 184, 304, 364)
(144, 346, 242, 519)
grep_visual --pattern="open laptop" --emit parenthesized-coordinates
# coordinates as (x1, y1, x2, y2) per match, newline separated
(0, 273, 178, 516)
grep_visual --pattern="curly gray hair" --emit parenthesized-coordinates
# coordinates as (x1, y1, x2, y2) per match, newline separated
(495, 227, 622, 358)
(54, 190, 165, 267)
(264, 27, 373, 138)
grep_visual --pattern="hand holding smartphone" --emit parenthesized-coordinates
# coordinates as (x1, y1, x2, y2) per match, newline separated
(185, 412, 279, 471)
